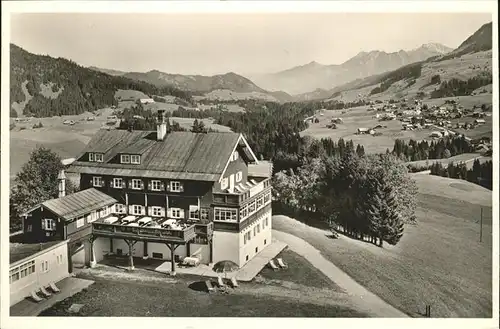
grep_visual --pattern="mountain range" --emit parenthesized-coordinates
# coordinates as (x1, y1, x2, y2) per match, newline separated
(317, 22, 493, 103)
(10, 21, 492, 118)
(249, 43, 453, 96)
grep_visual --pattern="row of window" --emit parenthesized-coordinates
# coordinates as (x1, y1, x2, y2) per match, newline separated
(75, 206, 112, 228)
(10, 260, 35, 283)
(119, 204, 209, 220)
(9, 256, 60, 284)
(88, 153, 141, 164)
(93, 177, 183, 192)
(214, 207, 238, 222)
(243, 216, 270, 245)
(239, 191, 272, 222)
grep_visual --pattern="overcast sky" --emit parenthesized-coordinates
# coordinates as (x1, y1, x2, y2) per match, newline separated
(10, 13, 492, 76)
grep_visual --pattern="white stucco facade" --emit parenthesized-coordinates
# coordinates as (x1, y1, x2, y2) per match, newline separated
(10, 240, 69, 306)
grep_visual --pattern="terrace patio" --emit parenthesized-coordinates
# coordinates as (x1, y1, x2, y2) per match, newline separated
(99, 238, 287, 281)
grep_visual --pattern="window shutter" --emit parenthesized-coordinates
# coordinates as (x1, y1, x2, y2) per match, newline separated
(128, 180, 132, 189)
(140, 180, 145, 190)
(128, 205, 133, 215)
(180, 209, 185, 219)
(160, 182, 165, 191)
(41, 219, 46, 229)
(179, 184, 184, 192)
(167, 208, 172, 218)
(141, 206, 146, 215)
(166, 182, 171, 192)
(147, 181, 152, 191)
(161, 208, 166, 217)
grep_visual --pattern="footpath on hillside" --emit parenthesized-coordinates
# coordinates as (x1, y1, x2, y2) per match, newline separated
(273, 230, 409, 318)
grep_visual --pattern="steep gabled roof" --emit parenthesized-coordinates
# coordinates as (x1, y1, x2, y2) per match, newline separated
(69, 130, 258, 181)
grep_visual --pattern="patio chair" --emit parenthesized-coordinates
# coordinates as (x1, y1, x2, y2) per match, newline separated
(230, 277, 239, 288)
(277, 258, 288, 269)
(48, 282, 61, 293)
(205, 280, 216, 293)
(268, 259, 280, 271)
(39, 286, 52, 298)
(30, 291, 43, 302)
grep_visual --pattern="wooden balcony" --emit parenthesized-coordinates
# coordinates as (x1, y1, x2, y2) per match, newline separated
(92, 222, 196, 244)
(213, 178, 272, 207)
(194, 222, 213, 236)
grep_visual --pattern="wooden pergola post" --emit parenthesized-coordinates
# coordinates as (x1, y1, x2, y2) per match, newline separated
(124, 239, 137, 271)
(165, 243, 180, 275)
(109, 238, 114, 255)
(209, 237, 213, 263)
(143, 241, 148, 259)
(89, 236, 97, 268)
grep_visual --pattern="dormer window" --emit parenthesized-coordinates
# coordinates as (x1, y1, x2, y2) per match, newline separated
(120, 154, 140, 164)
(88, 153, 103, 162)
(131, 155, 141, 164)
(232, 151, 239, 161)
(121, 154, 130, 164)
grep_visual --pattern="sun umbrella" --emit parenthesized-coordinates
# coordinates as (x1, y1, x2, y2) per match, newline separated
(212, 260, 239, 279)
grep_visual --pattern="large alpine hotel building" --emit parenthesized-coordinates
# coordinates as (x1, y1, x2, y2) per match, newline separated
(21, 111, 273, 274)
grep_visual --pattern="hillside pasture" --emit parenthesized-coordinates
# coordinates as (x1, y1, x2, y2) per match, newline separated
(272, 175, 492, 317)
(405, 153, 491, 170)
(300, 106, 435, 154)
(196, 89, 279, 102)
(114, 89, 150, 101)
(10, 80, 33, 117)
(9, 107, 117, 183)
(168, 117, 232, 132)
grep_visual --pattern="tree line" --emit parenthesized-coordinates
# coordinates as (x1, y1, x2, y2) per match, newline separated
(273, 151, 416, 247)
(392, 136, 474, 161)
(370, 62, 423, 95)
(430, 159, 493, 190)
(430, 74, 492, 98)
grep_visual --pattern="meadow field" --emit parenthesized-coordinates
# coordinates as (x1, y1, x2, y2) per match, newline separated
(273, 174, 492, 317)
(300, 106, 435, 154)
(405, 153, 492, 170)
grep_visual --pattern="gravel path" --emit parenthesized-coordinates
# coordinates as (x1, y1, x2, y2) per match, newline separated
(273, 230, 409, 317)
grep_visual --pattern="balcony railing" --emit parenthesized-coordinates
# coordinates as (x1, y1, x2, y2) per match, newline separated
(92, 222, 196, 243)
(194, 222, 213, 236)
(213, 178, 271, 206)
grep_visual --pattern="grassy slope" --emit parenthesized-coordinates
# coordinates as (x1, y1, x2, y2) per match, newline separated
(300, 106, 435, 154)
(406, 153, 492, 170)
(273, 176, 492, 317)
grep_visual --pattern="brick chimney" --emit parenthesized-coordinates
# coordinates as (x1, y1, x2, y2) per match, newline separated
(156, 110, 167, 141)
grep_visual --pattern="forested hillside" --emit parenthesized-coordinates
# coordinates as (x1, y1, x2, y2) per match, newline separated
(10, 44, 193, 117)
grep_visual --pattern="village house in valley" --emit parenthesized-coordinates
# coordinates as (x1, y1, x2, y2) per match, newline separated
(20, 110, 273, 278)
